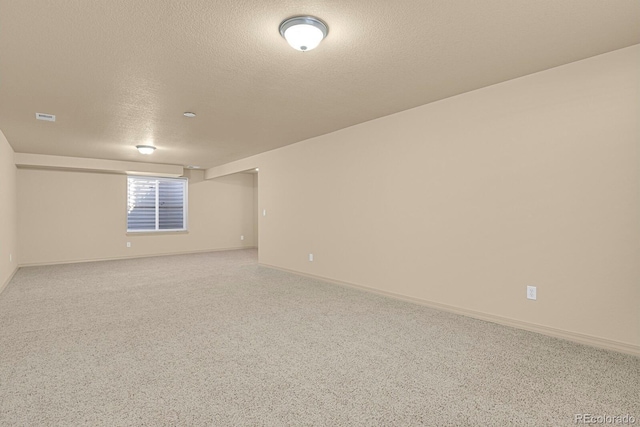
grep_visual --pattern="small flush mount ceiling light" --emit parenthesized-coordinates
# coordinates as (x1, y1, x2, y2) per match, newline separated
(136, 145, 156, 155)
(183, 112, 196, 118)
(279, 16, 328, 51)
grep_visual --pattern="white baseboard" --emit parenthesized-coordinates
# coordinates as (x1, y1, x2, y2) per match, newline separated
(0, 266, 19, 296)
(259, 262, 640, 357)
(18, 246, 258, 268)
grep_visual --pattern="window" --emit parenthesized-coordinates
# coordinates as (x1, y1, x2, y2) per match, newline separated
(127, 176, 187, 232)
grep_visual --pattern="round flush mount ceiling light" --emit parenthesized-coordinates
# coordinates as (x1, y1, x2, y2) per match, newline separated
(279, 16, 328, 51)
(183, 112, 196, 118)
(136, 145, 156, 155)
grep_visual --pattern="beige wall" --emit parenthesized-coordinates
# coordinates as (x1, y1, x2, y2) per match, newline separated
(18, 169, 256, 265)
(0, 131, 18, 290)
(208, 45, 640, 352)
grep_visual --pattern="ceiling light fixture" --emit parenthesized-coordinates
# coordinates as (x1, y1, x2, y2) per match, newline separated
(183, 112, 196, 118)
(136, 145, 156, 155)
(279, 16, 328, 52)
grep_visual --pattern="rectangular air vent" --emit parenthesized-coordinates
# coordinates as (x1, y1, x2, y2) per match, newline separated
(35, 113, 56, 122)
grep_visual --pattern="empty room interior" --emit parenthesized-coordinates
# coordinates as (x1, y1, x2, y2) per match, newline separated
(0, 1, 639, 425)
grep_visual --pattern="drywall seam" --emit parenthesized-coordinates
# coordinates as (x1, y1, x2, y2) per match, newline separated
(19, 246, 258, 268)
(260, 262, 640, 357)
(0, 266, 18, 296)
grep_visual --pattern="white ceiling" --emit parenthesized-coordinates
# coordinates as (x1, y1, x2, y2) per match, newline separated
(1, 0, 639, 167)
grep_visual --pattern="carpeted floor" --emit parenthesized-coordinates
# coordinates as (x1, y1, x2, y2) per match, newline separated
(0, 249, 638, 426)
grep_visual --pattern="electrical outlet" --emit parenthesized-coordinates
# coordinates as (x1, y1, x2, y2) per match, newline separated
(527, 286, 537, 300)
(240, 235, 244, 240)
(309, 253, 314, 262)
(126, 242, 131, 248)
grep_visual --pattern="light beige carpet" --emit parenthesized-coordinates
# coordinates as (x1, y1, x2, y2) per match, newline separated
(0, 249, 638, 426)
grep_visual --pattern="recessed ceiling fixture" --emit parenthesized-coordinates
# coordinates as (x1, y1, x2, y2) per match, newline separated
(35, 112, 56, 122)
(279, 16, 328, 51)
(136, 145, 156, 155)
(183, 112, 196, 118)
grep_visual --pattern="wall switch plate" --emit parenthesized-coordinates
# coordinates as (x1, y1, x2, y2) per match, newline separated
(527, 286, 537, 300)
(240, 235, 244, 240)
(309, 254, 314, 262)
(262, 209, 267, 217)
(9, 254, 12, 262)
(126, 242, 131, 248)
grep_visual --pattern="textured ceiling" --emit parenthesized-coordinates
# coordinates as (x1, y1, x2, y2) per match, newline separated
(1, 1, 639, 167)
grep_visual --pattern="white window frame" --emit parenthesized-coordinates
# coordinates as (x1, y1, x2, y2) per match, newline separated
(127, 176, 188, 233)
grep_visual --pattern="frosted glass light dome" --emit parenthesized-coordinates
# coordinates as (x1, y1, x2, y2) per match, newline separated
(279, 16, 328, 52)
(136, 145, 156, 155)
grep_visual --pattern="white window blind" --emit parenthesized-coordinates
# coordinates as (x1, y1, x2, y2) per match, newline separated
(127, 177, 187, 232)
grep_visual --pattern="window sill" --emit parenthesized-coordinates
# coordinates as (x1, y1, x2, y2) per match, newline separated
(126, 230, 189, 236)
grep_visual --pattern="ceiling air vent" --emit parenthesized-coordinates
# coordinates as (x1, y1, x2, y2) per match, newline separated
(35, 113, 56, 122)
